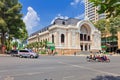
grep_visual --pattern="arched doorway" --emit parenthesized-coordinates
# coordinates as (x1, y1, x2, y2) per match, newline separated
(61, 34, 65, 43)
(80, 24, 91, 51)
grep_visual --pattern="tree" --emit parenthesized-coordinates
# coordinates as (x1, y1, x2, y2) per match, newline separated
(12, 41, 18, 50)
(89, 0, 120, 18)
(110, 16, 120, 31)
(94, 16, 120, 52)
(0, 0, 28, 53)
(26, 40, 48, 54)
(109, 16, 120, 50)
(94, 19, 110, 37)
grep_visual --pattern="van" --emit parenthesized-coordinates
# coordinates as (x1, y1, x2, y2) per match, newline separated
(18, 49, 39, 58)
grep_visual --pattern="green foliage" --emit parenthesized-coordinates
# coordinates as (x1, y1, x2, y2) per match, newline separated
(54, 52, 58, 54)
(95, 15, 120, 36)
(0, 18, 7, 27)
(26, 40, 48, 50)
(12, 41, 18, 47)
(5, 39, 12, 51)
(89, 0, 120, 18)
(0, 0, 28, 53)
(94, 19, 110, 37)
(39, 50, 46, 54)
(109, 16, 120, 31)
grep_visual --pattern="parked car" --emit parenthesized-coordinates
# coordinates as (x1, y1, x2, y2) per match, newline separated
(9, 50, 19, 57)
(18, 49, 39, 58)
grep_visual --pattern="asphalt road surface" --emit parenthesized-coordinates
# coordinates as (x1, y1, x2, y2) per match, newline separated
(0, 55, 120, 80)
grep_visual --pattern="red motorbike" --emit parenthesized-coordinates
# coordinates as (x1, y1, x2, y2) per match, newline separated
(95, 56, 110, 62)
(86, 55, 110, 62)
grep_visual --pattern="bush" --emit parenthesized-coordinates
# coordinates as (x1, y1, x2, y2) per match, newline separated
(39, 50, 46, 54)
(54, 52, 58, 54)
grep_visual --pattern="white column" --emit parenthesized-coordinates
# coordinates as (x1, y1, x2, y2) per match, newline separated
(87, 44, 89, 51)
(83, 44, 85, 51)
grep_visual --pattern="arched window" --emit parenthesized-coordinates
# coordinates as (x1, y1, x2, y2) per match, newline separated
(80, 34, 83, 41)
(62, 21, 65, 25)
(84, 34, 87, 41)
(81, 45, 83, 51)
(88, 35, 90, 41)
(61, 34, 65, 43)
(52, 34, 54, 43)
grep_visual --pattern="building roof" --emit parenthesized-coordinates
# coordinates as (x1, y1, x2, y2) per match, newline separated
(29, 18, 81, 37)
(53, 18, 80, 25)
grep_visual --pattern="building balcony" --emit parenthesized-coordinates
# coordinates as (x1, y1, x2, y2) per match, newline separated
(80, 40, 92, 44)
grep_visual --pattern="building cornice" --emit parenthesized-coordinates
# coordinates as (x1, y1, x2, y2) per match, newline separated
(38, 30, 49, 36)
(49, 25, 78, 31)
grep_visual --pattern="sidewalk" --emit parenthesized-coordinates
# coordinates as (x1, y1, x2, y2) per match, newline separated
(0, 54, 10, 57)
(0, 53, 120, 57)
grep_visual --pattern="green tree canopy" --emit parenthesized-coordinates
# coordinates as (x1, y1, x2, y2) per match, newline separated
(0, 0, 28, 53)
(94, 16, 120, 43)
(89, 0, 120, 18)
(94, 19, 110, 37)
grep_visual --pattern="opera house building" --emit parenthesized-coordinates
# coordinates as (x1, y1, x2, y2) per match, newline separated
(28, 18, 101, 55)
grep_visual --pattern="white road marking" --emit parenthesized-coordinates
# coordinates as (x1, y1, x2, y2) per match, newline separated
(63, 76, 74, 80)
(0, 66, 55, 73)
(11, 72, 44, 77)
(58, 61, 120, 76)
(4, 76, 14, 80)
(71, 64, 120, 76)
(0, 70, 9, 73)
(0, 66, 56, 79)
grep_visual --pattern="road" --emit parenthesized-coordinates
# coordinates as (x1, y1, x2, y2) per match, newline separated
(0, 55, 120, 80)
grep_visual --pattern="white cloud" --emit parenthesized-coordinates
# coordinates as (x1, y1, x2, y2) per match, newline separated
(75, 13, 85, 19)
(70, 0, 84, 6)
(51, 14, 69, 24)
(23, 6, 40, 35)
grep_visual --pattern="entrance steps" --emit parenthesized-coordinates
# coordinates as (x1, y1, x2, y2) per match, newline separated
(76, 51, 90, 55)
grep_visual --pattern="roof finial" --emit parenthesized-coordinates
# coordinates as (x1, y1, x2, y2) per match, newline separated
(84, 16, 89, 20)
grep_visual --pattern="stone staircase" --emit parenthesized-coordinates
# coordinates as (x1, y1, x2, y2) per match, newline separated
(76, 51, 90, 55)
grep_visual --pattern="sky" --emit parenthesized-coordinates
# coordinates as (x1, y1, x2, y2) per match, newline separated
(19, 0, 85, 35)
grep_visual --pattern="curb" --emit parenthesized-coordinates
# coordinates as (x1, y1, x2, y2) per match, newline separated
(0, 54, 10, 57)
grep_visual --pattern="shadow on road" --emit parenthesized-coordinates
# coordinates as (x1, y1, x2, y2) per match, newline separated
(92, 75, 120, 80)
(45, 79, 53, 80)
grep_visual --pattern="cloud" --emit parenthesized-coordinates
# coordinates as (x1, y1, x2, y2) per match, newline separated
(51, 14, 69, 24)
(23, 6, 40, 35)
(75, 13, 85, 19)
(70, 0, 84, 6)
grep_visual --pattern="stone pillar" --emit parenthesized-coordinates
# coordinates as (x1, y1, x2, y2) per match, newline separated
(76, 32, 80, 48)
(87, 44, 89, 51)
(56, 32, 59, 45)
(70, 31, 72, 46)
(68, 30, 72, 48)
(66, 31, 68, 47)
(83, 44, 85, 51)
(118, 31, 120, 49)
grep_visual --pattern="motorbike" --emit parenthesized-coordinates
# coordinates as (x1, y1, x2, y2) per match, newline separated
(86, 55, 110, 62)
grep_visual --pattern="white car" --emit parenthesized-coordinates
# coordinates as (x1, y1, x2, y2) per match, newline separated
(18, 49, 39, 58)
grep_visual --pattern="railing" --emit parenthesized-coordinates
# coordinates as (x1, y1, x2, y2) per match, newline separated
(80, 40, 92, 44)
